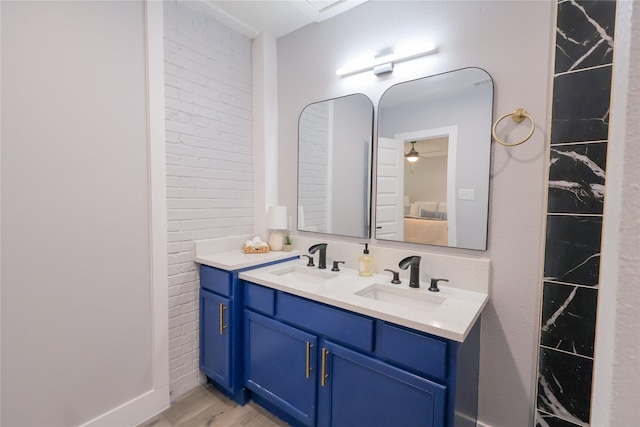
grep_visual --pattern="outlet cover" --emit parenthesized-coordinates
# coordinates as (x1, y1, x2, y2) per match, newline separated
(458, 189, 475, 200)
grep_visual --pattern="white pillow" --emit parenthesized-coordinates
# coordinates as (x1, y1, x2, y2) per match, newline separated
(438, 202, 447, 213)
(409, 203, 419, 217)
(416, 201, 438, 211)
(410, 201, 439, 217)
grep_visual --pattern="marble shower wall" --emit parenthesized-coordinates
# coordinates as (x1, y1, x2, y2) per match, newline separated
(536, 1, 617, 426)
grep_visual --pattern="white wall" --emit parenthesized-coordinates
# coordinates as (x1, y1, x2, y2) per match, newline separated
(404, 154, 448, 203)
(592, 1, 640, 425)
(1, 1, 168, 425)
(252, 33, 279, 237)
(331, 95, 372, 237)
(609, 18, 640, 419)
(277, 1, 553, 426)
(163, 0, 253, 399)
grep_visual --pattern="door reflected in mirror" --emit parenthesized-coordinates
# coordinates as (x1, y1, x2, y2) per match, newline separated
(298, 94, 374, 238)
(376, 67, 493, 250)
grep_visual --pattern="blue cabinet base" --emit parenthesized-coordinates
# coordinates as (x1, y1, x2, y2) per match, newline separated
(240, 282, 482, 427)
(319, 341, 447, 427)
(252, 394, 309, 427)
(204, 376, 249, 405)
(201, 269, 481, 426)
(244, 310, 317, 426)
(199, 258, 298, 407)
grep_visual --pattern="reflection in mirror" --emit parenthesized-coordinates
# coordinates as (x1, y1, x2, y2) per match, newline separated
(376, 67, 493, 250)
(298, 94, 374, 238)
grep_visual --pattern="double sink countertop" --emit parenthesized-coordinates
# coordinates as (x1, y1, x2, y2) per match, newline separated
(196, 246, 488, 343)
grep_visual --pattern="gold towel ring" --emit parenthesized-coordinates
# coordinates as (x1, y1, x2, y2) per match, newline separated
(492, 108, 535, 147)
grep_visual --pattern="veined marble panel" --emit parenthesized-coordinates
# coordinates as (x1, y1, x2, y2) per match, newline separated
(544, 215, 602, 286)
(537, 1, 617, 424)
(536, 410, 584, 427)
(548, 143, 607, 214)
(537, 348, 593, 425)
(551, 66, 612, 144)
(540, 282, 597, 357)
(555, 0, 616, 74)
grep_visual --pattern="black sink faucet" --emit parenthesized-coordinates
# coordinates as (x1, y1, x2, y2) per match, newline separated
(308, 243, 328, 269)
(399, 255, 422, 288)
(428, 278, 449, 292)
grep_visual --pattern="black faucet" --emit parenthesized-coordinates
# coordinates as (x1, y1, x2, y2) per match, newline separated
(384, 269, 401, 284)
(399, 255, 422, 288)
(428, 278, 449, 292)
(308, 243, 328, 269)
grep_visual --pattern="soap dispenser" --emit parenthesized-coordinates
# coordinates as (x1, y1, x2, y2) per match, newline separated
(358, 243, 375, 276)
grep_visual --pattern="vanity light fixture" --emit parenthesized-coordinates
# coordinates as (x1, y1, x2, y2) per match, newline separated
(336, 43, 437, 77)
(405, 141, 420, 162)
(267, 205, 288, 251)
(373, 62, 394, 76)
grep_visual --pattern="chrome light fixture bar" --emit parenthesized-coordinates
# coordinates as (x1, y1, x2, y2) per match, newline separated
(336, 44, 437, 77)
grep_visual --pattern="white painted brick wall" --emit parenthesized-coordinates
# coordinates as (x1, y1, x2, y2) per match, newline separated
(163, 0, 253, 400)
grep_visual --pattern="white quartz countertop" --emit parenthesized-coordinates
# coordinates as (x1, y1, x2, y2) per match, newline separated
(239, 259, 488, 342)
(195, 250, 300, 271)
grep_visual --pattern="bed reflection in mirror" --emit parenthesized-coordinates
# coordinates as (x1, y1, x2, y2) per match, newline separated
(402, 138, 449, 245)
(376, 67, 493, 250)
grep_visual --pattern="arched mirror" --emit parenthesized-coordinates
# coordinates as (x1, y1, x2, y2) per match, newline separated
(298, 93, 374, 238)
(376, 67, 493, 250)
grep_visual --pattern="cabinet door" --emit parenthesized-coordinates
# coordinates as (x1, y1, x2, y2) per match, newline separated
(200, 289, 232, 390)
(318, 341, 447, 427)
(244, 310, 317, 426)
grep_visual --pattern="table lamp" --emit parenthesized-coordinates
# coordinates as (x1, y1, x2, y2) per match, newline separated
(267, 205, 288, 251)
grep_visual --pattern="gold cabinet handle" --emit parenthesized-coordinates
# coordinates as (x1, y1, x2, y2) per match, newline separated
(321, 348, 329, 387)
(219, 303, 227, 335)
(305, 341, 313, 378)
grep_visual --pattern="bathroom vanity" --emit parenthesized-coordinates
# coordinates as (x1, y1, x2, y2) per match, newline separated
(242, 281, 481, 427)
(197, 246, 487, 427)
(195, 248, 299, 403)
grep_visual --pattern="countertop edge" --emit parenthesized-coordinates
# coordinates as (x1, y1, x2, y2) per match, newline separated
(239, 262, 487, 343)
(195, 250, 300, 271)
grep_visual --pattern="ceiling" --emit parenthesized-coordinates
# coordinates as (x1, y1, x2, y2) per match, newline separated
(188, 0, 369, 39)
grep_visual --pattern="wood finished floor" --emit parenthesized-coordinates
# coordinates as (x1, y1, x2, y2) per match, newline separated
(137, 385, 290, 427)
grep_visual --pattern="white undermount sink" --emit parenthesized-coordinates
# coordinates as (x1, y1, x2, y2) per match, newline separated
(355, 283, 446, 313)
(269, 265, 336, 284)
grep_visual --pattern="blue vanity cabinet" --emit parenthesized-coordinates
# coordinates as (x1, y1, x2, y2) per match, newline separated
(200, 264, 243, 403)
(244, 310, 318, 427)
(241, 281, 481, 427)
(316, 341, 447, 427)
(199, 258, 297, 405)
(200, 289, 232, 390)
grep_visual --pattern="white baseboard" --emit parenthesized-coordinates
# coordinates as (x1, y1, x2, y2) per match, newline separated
(79, 386, 170, 427)
(476, 420, 493, 427)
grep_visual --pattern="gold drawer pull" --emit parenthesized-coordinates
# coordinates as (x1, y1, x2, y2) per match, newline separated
(321, 348, 329, 387)
(305, 341, 313, 378)
(219, 303, 227, 335)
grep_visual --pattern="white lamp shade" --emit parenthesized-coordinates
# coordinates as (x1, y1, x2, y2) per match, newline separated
(267, 205, 288, 230)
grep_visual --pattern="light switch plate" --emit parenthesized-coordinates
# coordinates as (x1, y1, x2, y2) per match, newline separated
(458, 189, 475, 200)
